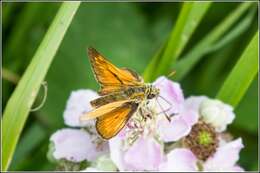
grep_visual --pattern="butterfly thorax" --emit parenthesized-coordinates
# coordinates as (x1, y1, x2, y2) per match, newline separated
(144, 84, 160, 100)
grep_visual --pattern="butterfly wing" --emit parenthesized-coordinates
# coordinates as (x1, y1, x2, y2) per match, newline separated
(80, 100, 132, 121)
(96, 101, 139, 139)
(88, 47, 143, 95)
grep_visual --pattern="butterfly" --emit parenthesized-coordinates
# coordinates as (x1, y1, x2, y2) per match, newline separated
(80, 47, 163, 140)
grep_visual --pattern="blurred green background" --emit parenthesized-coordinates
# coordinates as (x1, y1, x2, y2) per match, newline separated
(2, 2, 258, 171)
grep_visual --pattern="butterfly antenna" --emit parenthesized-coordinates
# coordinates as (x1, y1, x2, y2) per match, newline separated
(158, 95, 172, 107)
(167, 70, 176, 78)
(156, 71, 176, 86)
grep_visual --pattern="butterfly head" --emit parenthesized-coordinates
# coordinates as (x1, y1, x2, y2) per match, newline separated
(146, 85, 160, 100)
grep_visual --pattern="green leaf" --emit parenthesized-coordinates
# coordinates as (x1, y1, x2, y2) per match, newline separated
(172, 2, 254, 81)
(233, 77, 258, 133)
(2, 2, 80, 170)
(216, 31, 258, 107)
(143, 1, 212, 81)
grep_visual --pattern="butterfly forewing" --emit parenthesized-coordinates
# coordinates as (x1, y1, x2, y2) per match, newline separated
(88, 47, 143, 95)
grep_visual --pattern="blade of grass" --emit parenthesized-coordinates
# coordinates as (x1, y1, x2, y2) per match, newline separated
(2, 2, 80, 170)
(216, 31, 258, 107)
(172, 2, 254, 81)
(143, 1, 212, 82)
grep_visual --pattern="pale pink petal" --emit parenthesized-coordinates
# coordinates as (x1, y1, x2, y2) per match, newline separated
(159, 148, 197, 171)
(232, 165, 244, 172)
(123, 137, 165, 171)
(157, 115, 191, 142)
(184, 96, 208, 112)
(63, 89, 98, 127)
(180, 109, 199, 126)
(50, 128, 108, 162)
(153, 76, 184, 115)
(109, 136, 126, 171)
(204, 138, 244, 171)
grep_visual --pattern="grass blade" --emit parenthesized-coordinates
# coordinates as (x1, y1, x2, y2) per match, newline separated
(143, 2, 212, 82)
(216, 31, 258, 107)
(2, 2, 80, 170)
(172, 2, 254, 81)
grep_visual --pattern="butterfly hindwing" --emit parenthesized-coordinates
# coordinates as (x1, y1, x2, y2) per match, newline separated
(96, 101, 139, 139)
(80, 100, 132, 121)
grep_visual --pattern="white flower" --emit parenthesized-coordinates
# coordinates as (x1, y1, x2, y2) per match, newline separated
(199, 98, 235, 132)
(50, 128, 108, 162)
(63, 89, 98, 127)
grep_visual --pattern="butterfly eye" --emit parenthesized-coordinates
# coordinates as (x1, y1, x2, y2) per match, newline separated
(147, 94, 156, 99)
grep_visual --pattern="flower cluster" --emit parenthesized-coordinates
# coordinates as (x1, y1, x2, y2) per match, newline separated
(48, 76, 244, 171)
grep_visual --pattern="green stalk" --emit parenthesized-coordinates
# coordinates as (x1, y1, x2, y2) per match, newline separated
(2, 2, 80, 170)
(216, 31, 258, 107)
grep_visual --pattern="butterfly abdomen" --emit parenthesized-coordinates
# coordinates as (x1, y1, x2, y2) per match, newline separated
(91, 86, 146, 108)
(90, 92, 127, 108)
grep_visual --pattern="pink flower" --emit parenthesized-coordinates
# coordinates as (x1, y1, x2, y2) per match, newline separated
(156, 115, 194, 142)
(109, 136, 165, 171)
(154, 77, 198, 142)
(159, 138, 244, 172)
(63, 89, 98, 127)
(203, 138, 244, 171)
(50, 128, 108, 162)
(153, 76, 184, 115)
(109, 136, 126, 171)
(159, 149, 198, 171)
(124, 137, 165, 171)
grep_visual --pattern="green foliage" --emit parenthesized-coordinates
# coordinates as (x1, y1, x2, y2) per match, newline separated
(217, 31, 258, 107)
(144, 2, 212, 81)
(2, 2, 258, 171)
(2, 2, 80, 170)
(172, 2, 254, 81)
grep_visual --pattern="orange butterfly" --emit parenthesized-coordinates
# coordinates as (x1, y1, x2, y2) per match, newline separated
(80, 47, 161, 140)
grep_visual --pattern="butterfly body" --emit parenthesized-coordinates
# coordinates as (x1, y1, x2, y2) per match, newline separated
(91, 85, 158, 108)
(80, 47, 160, 139)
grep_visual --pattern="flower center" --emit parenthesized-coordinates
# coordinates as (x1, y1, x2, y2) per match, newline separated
(198, 131, 213, 146)
(183, 120, 218, 161)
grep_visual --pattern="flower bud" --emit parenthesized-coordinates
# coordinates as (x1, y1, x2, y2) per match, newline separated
(199, 99, 235, 132)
